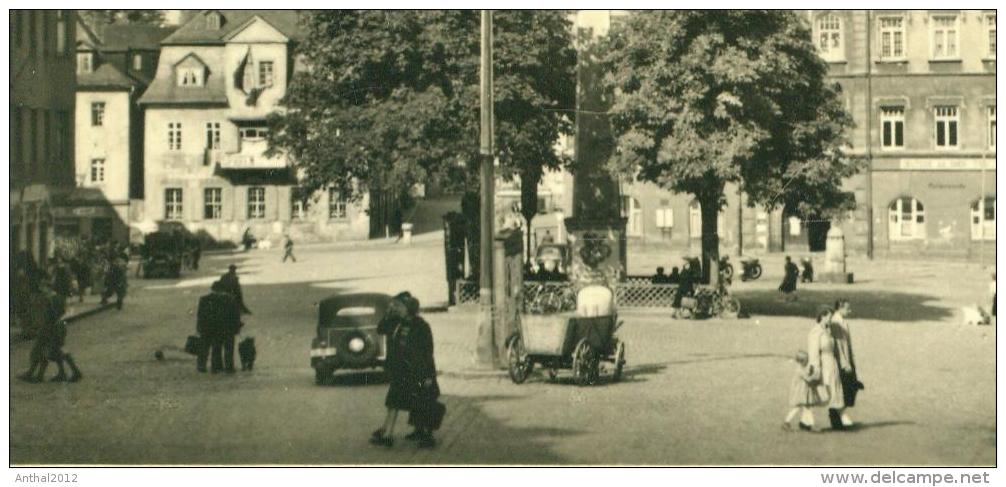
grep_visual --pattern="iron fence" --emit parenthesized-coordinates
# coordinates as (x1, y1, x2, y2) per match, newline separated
(454, 277, 679, 309)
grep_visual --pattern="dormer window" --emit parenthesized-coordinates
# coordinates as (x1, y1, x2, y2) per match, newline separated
(178, 67, 204, 87)
(206, 11, 222, 30)
(77, 52, 93, 74)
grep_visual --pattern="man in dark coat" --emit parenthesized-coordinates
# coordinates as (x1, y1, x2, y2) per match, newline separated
(219, 264, 251, 314)
(51, 257, 74, 301)
(371, 292, 441, 449)
(282, 235, 296, 263)
(190, 239, 202, 271)
(196, 280, 242, 373)
(101, 257, 128, 310)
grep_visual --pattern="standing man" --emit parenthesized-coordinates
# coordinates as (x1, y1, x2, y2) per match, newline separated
(829, 299, 863, 430)
(101, 256, 128, 310)
(196, 280, 242, 373)
(190, 238, 202, 271)
(282, 235, 296, 263)
(220, 264, 251, 314)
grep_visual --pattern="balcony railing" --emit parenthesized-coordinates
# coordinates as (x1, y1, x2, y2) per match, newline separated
(206, 142, 289, 170)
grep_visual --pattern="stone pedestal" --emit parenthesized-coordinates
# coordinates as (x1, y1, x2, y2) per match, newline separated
(819, 225, 854, 284)
(566, 12, 627, 292)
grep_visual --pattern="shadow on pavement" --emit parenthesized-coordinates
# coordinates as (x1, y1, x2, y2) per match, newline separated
(667, 352, 790, 366)
(734, 289, 953, 322)
(403, 393, 577, 464)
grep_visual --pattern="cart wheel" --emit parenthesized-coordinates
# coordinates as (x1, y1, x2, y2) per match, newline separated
(721, 296, 741, 319)
(507, 335, 533, 384)
(612, 341, 626, 383)
(749, 263, 763, 280)
(572, 338, 597, 387)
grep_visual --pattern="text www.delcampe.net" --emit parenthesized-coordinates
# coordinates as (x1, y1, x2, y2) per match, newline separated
(821, 471, 991, 486)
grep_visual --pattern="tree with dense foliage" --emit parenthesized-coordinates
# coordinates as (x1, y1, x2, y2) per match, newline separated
(267, 11, 575, 264)
(80, 10, 166, 27)
(601, 11, 861, 284)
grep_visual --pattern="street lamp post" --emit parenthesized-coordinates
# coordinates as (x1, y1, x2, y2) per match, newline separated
(476, 10, 497, 367)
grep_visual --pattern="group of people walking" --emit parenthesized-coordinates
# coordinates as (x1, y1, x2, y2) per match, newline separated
(785, 299, 863, 432)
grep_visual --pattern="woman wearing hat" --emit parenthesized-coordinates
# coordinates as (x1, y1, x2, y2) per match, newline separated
(371, 292, 441, 448)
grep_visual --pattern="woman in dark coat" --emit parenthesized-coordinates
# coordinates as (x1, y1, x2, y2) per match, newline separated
(371, 292, 441, 448)
(672, 262, 695, 318)
(779, 256, 799, 301)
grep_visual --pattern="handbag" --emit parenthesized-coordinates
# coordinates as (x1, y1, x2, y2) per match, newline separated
(184, 335, 203, 355)
(409, 399, 446, 431)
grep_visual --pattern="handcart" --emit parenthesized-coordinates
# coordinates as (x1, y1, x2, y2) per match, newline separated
(506, 286, 626, 386)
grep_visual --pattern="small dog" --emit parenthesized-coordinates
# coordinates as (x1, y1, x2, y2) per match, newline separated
(238, 337, 257, 371)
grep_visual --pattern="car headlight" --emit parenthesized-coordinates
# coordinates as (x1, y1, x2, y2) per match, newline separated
(348, 337, 366, 353)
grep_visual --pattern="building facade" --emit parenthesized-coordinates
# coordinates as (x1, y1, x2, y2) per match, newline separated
(74, 21, 177, 244)
(618, 10, 996, 260)
(139, 10, 371, 247)
(10, 10, 77, 264)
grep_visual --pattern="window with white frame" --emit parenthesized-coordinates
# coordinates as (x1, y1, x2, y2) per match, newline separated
(934, 106, 959, 149)
(328, 188, 348, 219)
(77, 52, 93, 74)
(816, 14, 844, 61)
(888, 196, 925, 240)
(258, 61, 274, 87)
(989, 106, 996, 150)
(986, 14, 997, 59)
(247, 187, 266, 219)
(168, 122, 182, 151)
(205, 122, 221, 150)
(165, 188, 183, 221)
(881, 106, 905, 149)
(133, 54, 142, 71)
(204, 188, 222, 220)
(879, 16, 906, 60)
(292, 188, 310, 220)
(178, 67, 203, 87)
(930, 15, 959, 60)
(239, 127, 268, 141)
(89, 158, 105, 183)
(90, 102, 105, 126)
(621, 196, 643, 237)
(970, 197, 996, 240)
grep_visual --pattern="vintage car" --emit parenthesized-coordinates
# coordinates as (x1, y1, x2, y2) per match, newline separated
(311, 293, 391, 385)
(139, 231, 183, 278)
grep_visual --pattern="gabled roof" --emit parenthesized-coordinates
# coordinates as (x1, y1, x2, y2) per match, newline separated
(173, 52, 209, 69)
(161, 10, 302, 45)
(76, 17, 102, 50)
(101, 25, 178, 51)
(77, 64, 137, 91)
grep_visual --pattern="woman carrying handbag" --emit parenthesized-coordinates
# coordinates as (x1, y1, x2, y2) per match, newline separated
(371, 292, 443, 449)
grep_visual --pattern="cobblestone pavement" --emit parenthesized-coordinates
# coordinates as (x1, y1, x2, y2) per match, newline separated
(9, 238, 996, 465)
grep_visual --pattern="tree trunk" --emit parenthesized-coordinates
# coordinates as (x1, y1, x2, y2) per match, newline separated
(699, 195, 720, 287)
(520, 170, 542, 266)
(461, 190, 480, 279)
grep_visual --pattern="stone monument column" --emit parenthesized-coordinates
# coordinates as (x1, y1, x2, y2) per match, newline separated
(566, 12, 627, 292)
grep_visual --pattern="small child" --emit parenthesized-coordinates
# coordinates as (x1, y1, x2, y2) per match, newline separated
(783, 350, 821, 431)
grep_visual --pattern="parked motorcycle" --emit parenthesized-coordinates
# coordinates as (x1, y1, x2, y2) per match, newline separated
(739, 258, 762, 281)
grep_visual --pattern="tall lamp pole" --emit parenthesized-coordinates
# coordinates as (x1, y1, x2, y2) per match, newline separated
(476, 10, 497, 367)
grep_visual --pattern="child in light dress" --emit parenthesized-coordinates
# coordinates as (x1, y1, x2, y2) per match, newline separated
(783, 350, 822, 431)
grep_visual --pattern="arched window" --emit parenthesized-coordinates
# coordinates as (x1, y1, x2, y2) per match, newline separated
(816, 14, 845, 62)
(888, 197, 926, 240)
(688, 200, 725, 239)
(971, 197, 996, 240)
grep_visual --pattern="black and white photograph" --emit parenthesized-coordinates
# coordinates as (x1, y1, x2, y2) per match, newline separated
(6, 5, 998, 478)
